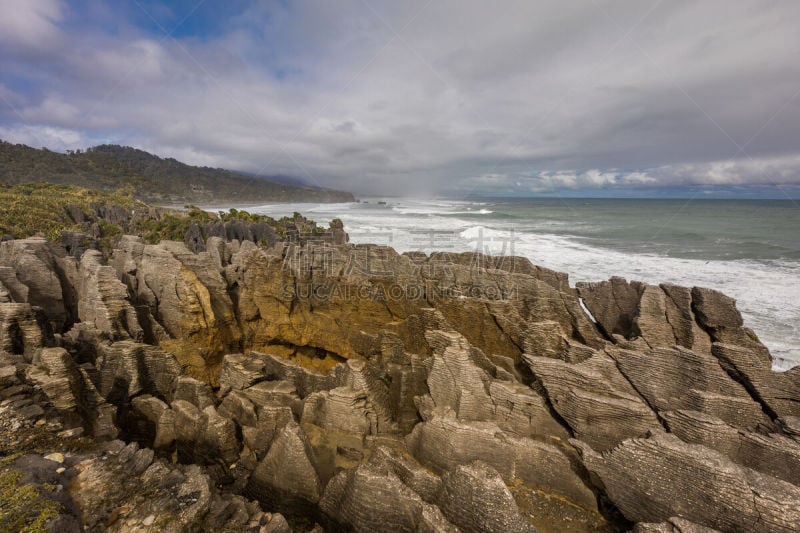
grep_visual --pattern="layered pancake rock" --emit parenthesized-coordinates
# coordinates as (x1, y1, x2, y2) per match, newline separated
(1, 234, 799, 532)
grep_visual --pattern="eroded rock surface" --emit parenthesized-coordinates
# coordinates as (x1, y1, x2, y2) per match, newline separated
(0, 233, 798, 532)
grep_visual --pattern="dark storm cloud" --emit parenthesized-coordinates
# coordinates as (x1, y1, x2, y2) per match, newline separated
(1, 0, 799, 195)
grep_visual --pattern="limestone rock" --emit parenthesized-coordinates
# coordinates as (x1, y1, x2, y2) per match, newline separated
(246, 421, 322, 511)
(576, 278, 725, 352)
(575, 431, 800, 532)
(368, 446, 443, 503)
(609, 346, 770, 430)
(130, 394, 169, 443)
(0, 303, 46, 360)
(302, 386, 376, 435)
(662, 409, 800, 485)
(0, 279, 10, 303)
(691, 287, 751, 346)
(218, 390, 258, 427)
(219, 352, 268, 393)
(27, 347, 118, 437)
(335, 358, 396, 433)
(576, 277, 644, 340)
(406, 411, 517, 480)
(320, 459, 456, 533)
(711, 342, 800, 419)
(173, 375, 216, 409)
(522, 320, 568, 359)
(154, 407, 177, 450)
(660, 283, 713, 353)
(425, 330, 494, 421)
(511, 437, 597, 510)
(632, 518, 721, 532)
(260, 513, 292, 533)
(3, 229, 799, 533)
(94, 341, 182, 402)
(173, 399, 203, 445)
(437, 461, 536, 533)
(201, 405, 240, 465)
(241, 405, 294, 458)
(116, 240, 240, 381)
(241, 379, 302, 413)
(67, 444, 263, 532)
(76, 250, 142, 341)
(256, 351, 334, 398)
(171, 399, 239, 465)
(0, 237, 71, 332)
(525, 351, 661, 451)
(488, 379, 569, 440)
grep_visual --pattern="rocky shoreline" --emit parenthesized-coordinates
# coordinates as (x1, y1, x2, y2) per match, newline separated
(1, 222, 799, 532)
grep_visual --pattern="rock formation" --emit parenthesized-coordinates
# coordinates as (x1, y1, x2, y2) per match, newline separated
(0, 231, 798, 532)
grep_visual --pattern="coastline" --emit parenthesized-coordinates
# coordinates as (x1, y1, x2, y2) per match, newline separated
(221, 198, 800, 371)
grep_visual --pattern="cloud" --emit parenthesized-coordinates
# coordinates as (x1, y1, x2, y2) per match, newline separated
(0, 0, 65, 52)
(1, 0, 800, 195)
(20, 94, 80, 124)
(465, 154, 800, 195)
(0, 124, 91, 151)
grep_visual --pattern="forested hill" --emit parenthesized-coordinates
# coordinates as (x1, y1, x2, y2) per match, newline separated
(0, 141, 355, 204)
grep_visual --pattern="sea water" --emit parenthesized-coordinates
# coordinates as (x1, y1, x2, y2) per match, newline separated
(215, 198, 800, 370)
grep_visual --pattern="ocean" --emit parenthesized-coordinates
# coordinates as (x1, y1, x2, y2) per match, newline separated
(215, 198, 800, 370)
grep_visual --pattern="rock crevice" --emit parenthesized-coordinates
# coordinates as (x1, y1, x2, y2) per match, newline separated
(0, 234, 798, 532)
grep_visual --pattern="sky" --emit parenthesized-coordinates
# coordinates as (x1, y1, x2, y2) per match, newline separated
(1, 0, 800, 197)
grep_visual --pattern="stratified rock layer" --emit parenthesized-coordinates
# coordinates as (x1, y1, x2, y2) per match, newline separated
(0, 235, 798, 532)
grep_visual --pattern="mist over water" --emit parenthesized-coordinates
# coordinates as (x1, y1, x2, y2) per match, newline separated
(222, 198, 800, 370)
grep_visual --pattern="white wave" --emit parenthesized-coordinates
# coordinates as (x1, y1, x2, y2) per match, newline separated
(218, 199, 799, 369)
(372, 220, 799, 370)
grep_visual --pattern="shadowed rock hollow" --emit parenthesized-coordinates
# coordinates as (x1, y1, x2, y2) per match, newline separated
(1, 231, 799, 532)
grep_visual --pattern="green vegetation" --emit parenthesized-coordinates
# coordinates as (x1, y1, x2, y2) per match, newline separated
(219, 207, 279, 225)
(0, 182, 139, 243)
(0, 182, 332, 250)
(0, 141, 354, 204)
(0, 454, 61, 533)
